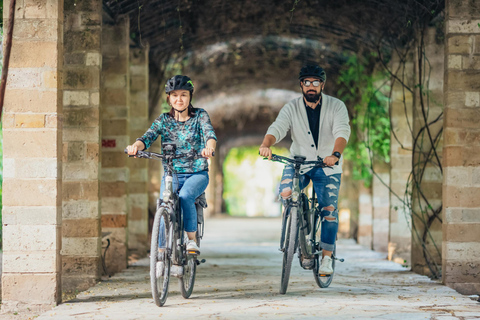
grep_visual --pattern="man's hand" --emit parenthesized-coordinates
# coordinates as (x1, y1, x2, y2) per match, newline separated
(323, 155, 339, 166)
(259, 145, 273, 160)
(201, 147, 215, 158)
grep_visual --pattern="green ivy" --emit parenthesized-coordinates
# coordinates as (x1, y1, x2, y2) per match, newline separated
(337, 53, 391, 186)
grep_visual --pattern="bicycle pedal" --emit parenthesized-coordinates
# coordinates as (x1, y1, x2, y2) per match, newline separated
(319, 274, 331, 277)
(187, 250, 200, 255)
(196, 258, 206, 266)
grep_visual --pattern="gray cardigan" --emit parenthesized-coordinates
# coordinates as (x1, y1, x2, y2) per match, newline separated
(266, 93, 351, 175)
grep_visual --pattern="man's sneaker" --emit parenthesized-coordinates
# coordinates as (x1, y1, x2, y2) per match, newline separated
(318, 255, 333, 275)
(156, 250, 165, 278)
(186, 240, 200, 255)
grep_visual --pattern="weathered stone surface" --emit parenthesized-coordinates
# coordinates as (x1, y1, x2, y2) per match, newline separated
(63, 219, 100, 237)
(3, 252, 58, 273)
(64, 107, 100, 127)
(3, 225, 61, 252)
(61, 238, 101, 256)
(3, 178, 60, 206)
(101, 215, 127, 228)
(64, 29, 101, 52)
(63, 68, 100, 89)
(1, 273, 60, 305)
(62, 181, 99, 201)
(10, 41, 59, 68)
(2, 206, 60, 225)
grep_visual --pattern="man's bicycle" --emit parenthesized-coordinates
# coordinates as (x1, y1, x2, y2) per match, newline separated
(265, 154, 344, 294)
(126, 143, 207, 307)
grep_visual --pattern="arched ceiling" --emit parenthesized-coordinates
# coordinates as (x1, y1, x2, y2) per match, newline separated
(103, 0, 444, 119)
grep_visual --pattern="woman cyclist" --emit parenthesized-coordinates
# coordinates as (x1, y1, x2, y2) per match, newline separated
(126, 75, 217, 255)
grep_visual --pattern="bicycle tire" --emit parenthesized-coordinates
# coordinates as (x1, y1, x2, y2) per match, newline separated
(280, 206, 298, 294)
(150, 208, 172, 306)
(313, 213, 336, 288)
(179, 253, 197, 298)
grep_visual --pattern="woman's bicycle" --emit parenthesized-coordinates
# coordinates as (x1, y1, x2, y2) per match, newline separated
(126, 143, 208, 306)
(265, 153, 344, 294)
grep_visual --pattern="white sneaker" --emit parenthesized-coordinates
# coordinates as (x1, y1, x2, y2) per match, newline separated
(318, 256, 333, 275)
(186, 240, 200, 255)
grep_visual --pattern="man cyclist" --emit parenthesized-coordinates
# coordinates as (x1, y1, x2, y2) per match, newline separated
(259, 64, 350, 274)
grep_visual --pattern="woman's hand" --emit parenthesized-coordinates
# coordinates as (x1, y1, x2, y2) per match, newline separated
(201, 147, 215, 158)
(126, 144, 139, 156)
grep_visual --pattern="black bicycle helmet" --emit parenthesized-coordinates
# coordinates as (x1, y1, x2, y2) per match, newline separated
(298, 65, 326, 82)
(165, 75, 194, 94)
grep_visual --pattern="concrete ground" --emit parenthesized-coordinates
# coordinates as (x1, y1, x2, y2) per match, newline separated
(2, 217, 480, 319)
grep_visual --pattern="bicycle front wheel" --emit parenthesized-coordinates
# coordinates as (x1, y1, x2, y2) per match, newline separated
(150, 208, 172, 306)
(280, 205, 298, 294)
(179, 254, 197, 298)
(313, 214, 336, 288)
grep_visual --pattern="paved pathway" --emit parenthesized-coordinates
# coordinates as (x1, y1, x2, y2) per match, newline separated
(4, 217, 480, 319)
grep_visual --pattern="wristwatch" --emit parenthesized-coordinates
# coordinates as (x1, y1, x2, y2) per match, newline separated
(332, 151, 341, 159)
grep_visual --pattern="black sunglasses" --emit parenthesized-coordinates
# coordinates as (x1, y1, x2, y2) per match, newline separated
(302, 80, 322, 87)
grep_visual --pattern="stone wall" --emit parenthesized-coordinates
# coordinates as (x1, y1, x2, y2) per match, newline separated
(372, 161, 390, 253)
(100, 16, 130, 273)
(1, 0, 63, 312)
(128, 46, 150, 255)
(61, 0, 102, 292)
(357, 184, 373, 248)
(443, 0, 480, 294)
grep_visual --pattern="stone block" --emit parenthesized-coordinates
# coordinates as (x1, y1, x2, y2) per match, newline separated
(61, 237, 100, 256)
(62, 181, 99, 201)
(128, 220, 148, 235)
(82, 11, 101, 27)
(86, 142, 100, 161)
(4, 0, 25, 19)
(90, 91, 100, 106)
(64, 107, 100, 128)
(447, 35, 472, 54)
(64, 68, 100, 89)
(448, 282, 480, 295)
(102, 119, 128, 135)
(6, 68, 42, 89)
(476, 35, 480, 54)
(63, 127, 100, 142)
(104, 74, 127, 88)
(448, 71, 480, 91)
(43, 70, 59, 88)
(101, 181, 127, 197)
(130, 207, 145, 220)
(67, 141, 85, 161)
(445, 91, 467, 109)
(443, 223, 480, 242)
(102, 151, 127, 168)
(101, 88, 128, 106)
(101, 197, 127, 213)
(64, 29, 101, 52)
(14, 113, 45, 128)
(465, 92, 480, 107)
(447, 19, 480, 34)
(63, 200, 100, 220)
(63, 218, 100, 237)
(64, 0, 101, 12)
(444, 185, 480, 207)
(448, 55, 462, 69)
(445, 107, 480, 129)
(449, 1, 480, 18)
(444, 166, 472, 186)
(5, 89, 59, 113)
(45, 114, 58, 128)
(445, 208, 480, 223)
(101, 168, 129, 182)
(24, 0, 47, 19)
(3, 178, 60, 206)
(130, 168, 148, 182)
(63, 161, 99, 180)
(13, 19, 57, 41)
(64, 53, 85, 65)
(3, 252, 58, 273)
(64, 90, 89, 106)
(2, 206, 60, 225)
(463, 56, 480, 70)
(11, 41, 58, 68)
(11, 158, 59, 179)
(128, 181, 148, 194)
(443, 241, 480, 261)
(3, 129, 59, 158)
(104, 106, 128, 118)
(101, 214, 127, 228)
(3, 224, 60, 252)
(101, 136, 129, 152)
(86, 52, 101, 66)
(3, 113, 15, 128)
(1, 273, 60, 305)
(62, 256, 101, 277)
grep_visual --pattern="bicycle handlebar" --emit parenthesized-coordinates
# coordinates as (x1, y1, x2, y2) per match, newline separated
(264, 153, 335, 168)
(124, 149, 214, 161)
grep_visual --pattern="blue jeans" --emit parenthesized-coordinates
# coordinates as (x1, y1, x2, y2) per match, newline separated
(158, 171, 209, 247)
(279, 165, 341, 252)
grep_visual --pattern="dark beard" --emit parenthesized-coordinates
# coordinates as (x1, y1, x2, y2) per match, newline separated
(304, 92, 320, 103)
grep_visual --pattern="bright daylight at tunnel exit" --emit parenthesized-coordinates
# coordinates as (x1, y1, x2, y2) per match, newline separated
(0, 0, 480, 319)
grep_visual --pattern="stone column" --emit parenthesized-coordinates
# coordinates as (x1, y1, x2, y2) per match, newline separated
(357, 184, 373, 248)
(388, 61, 414, 266)
(443, 0, 480, 294)
(372, 162, 390, 253)
(101, 16, 130, 273)
(411, 27, 444, 277)
(61, 0, 102, 292)
(128, 46, 150, 255)
(1, 0, 63, 312)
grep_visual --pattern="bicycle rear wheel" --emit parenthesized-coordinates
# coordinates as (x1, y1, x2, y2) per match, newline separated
(179, 232, 198, 298)
(280, 205, 298, 294)
(150, 208, 172, 306)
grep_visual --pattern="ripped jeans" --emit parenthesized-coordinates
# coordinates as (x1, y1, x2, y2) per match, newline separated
(279, 165, 342, 252)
